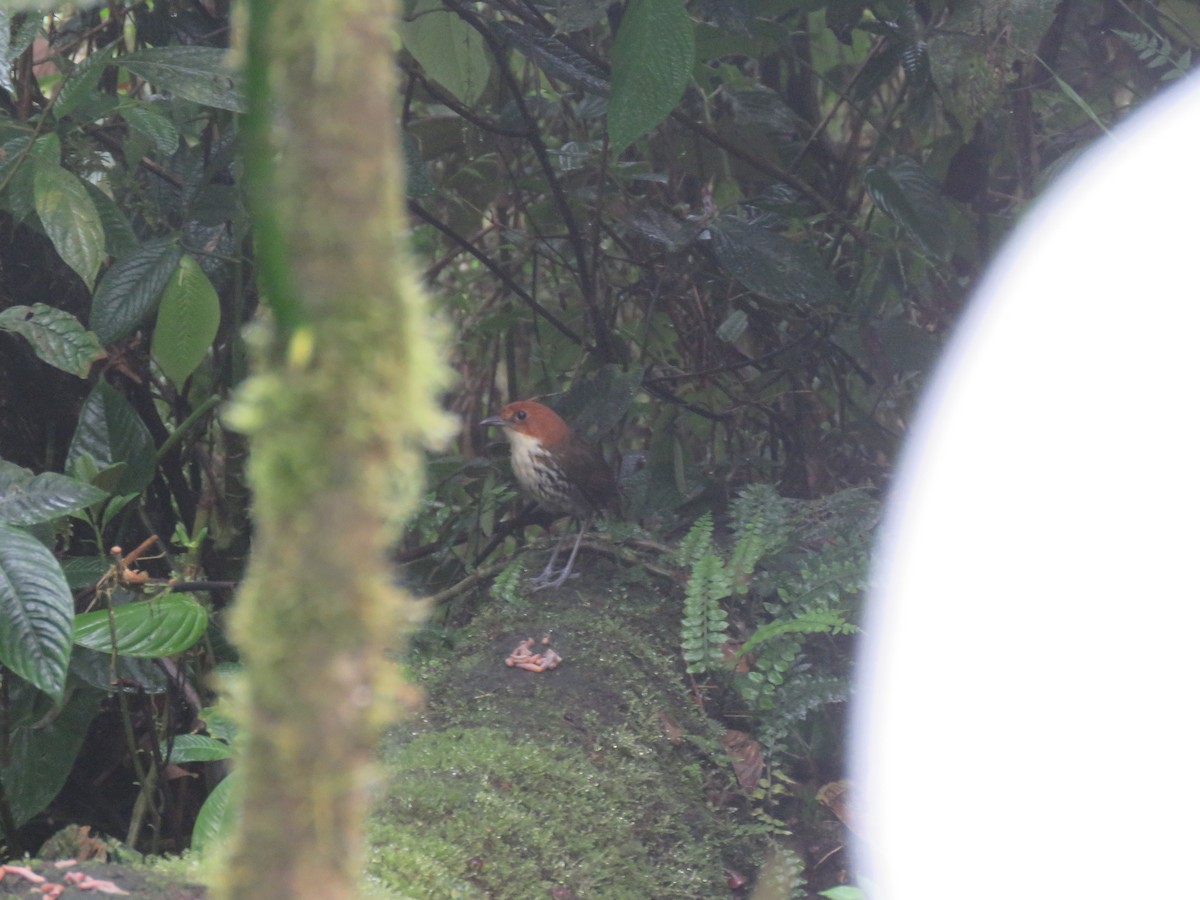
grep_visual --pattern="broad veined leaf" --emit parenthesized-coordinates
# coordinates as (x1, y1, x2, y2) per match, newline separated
(28, 131, 61, 164)
(0, 461, 108, 526)
(90, 235, 184, 343)
(120, 103, 181, 156)
(554, 0, 610, 32)
(33, 162, 105, 289)
(152, 254, 221, 386)
(121, 46, 245, 113)
(0, 134, 32, 186)
(0, 523, 74, 702)
(161, 733, 234, 764)
(863, 156, 953, 258)
(60, 556, 115, 590)
(198, 702, 239, 744)
(54, 42, 118, 119)
(0, 679, 103, 829)
(607, 0, 695, 154)
(557, 364, 644, 437)
(70, 646, 169, 694)
(708, 218, 845, 308)
(66, 380, 157, 496)
(0, 303, 105, 377)
(402, 0, 490, 107)
(0, 10, 15, 95)
(84, 181, 140, 257)
(74, 594, 209, 658)
(497, 23, 608, 96)
(192, 771, 239, 854)
(0, 133, 61, 224)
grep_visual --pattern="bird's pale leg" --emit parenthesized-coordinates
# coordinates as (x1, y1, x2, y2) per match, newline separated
(530, 528, 571, 587)
(531, 517, 591, 590)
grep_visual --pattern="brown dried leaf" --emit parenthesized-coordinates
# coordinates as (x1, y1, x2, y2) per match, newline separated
(720, 729, 764, 792)
(816, 779, 858, 833)
(656, 710, 684, 745)
(720, 640, 753, 673)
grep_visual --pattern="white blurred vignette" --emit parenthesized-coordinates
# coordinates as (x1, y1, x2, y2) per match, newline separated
(853, 76, 1200, 898)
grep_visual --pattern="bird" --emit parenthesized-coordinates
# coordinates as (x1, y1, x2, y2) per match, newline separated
(481, 399, 620, 590)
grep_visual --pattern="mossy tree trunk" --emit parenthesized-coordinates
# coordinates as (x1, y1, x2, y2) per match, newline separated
(219, 1, 453, 897)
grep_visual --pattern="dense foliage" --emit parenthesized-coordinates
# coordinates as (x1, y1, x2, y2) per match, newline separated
(0, 0, 1196, 881)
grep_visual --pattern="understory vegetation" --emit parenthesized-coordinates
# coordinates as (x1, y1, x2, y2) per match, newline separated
(1, 0, 1196, 893)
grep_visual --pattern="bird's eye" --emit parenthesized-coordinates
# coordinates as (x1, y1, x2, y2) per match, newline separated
(515, 409, 527, 421)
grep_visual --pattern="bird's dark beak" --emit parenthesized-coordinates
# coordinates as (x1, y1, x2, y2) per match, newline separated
(480, 415, 506, 428)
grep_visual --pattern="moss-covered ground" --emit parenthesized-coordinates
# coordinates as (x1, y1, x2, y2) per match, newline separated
(366, 553, 767, 898)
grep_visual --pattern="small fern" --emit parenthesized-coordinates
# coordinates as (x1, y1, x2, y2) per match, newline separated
(755, 844, 808, 899)
(489, 557, 526, 604)
(679, 514, 732, 674)
(1115, 29, 1192, 81)
(678, 483, 874, 787)
(740, 609, 856, 658)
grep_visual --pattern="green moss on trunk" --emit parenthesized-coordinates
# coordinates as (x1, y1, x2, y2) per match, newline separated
(219, 2, 454, 897)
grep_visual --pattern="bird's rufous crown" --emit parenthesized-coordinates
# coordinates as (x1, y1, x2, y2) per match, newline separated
(485, 400, 572, 446)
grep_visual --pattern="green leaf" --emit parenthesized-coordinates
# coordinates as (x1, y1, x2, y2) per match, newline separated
(74, 594, 209, 658)
(60, 556, 114, 590)
(554, 0, 611, 33)
(199, 704, 239, 744)
(709, 218, 845, 307)
(0, 680, 103, 828)
(121, 46, 246, 113)
(739, 610, 854, 657)
(607, 0, 695, 154)
(90, 235, 184, 344)
(498, 23, 608, 96)
(120, 103, 181, 156)
(66, 380, 157, 496)
(192, 772, 239, 855)
(152, 254, 221, 386)
(716, 309, 748, 343)
(33, 162, 105, 289)
(161, 733, 234, 764)
(557, 364, 643, 437)
(0, 134, 33, 186)
(820, 887, 866, 900)
(70, 645, 170, 694)
(402, 0, 490, 107)
(1045, 64, 1113, 138)
(0, 303, 105, 377)
(825, 0, 868, 44)
(55, 42, 117, 119)
(863, 157, 952, 258)
(29, 132, 61, 164)
(84, 181, 140, 257)
(0, 523, 75, 702)
(0, 461, 108, 525)
(0, 11, 16, 95)
(401, 129, 434, 198)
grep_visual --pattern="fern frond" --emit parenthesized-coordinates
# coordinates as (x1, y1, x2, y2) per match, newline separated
(489, 557, 526, 603)
(681, 548, 731, 674)
(1114, 29, 1191, 79)
(676, 511, 714, 568)
(786, 486, 879, 547)
(760, 673, 852, 735)
(739, 609, 855, 658)
(777, 547, 869, 611)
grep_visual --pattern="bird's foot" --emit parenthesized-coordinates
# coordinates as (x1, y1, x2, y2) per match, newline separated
(529, 565, 579, 592)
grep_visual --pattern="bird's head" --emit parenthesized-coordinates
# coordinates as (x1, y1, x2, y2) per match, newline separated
(480, 400, 571, 447)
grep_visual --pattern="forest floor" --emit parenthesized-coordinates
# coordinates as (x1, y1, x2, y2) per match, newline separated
(367, 546, 853, 897)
